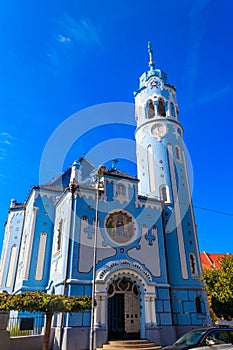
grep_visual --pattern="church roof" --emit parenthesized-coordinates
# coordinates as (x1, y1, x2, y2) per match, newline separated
(105, 168, 139, 181)
(47, 167, 72, 190)
(47, 157, 96, 190)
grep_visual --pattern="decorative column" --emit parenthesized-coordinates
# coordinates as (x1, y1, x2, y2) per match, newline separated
(144, 294, 156, 325)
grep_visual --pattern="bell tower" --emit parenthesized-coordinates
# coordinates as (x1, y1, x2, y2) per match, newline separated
(134, 42, 181, 202)
(134, 42, 203, 285)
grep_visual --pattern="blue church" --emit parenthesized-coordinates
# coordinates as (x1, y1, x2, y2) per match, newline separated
(0, 44, 211, 349)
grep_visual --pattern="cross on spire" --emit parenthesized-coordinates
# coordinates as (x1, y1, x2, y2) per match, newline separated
(111, 158, 119, 170)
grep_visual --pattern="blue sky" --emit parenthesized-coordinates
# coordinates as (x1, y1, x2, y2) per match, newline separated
(0, 0, 232, 253)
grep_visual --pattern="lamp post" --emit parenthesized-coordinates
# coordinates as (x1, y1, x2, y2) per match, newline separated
(90, 165, 106, 350)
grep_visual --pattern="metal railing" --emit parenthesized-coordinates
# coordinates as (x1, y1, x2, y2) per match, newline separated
(7, 315, 46, 336)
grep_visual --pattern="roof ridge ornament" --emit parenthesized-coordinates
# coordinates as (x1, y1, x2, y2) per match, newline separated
(148, 41, 155, 70)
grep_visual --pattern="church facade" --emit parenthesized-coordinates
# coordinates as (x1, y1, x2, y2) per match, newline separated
(0, 44, 211, 349)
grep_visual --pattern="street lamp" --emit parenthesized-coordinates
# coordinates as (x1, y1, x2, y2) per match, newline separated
(90, 165, 106, 350)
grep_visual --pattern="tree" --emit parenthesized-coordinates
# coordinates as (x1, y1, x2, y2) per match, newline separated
(202, 254, 233, 321)
(0, 291, 92, 350)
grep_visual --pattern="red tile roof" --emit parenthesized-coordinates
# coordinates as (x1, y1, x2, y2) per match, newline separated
(200, 252, 231, 270)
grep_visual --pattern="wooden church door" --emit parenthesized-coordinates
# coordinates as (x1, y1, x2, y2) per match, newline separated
(108, 278, 140, 340)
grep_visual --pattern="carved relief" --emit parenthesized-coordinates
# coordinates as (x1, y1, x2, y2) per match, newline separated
(78, 216, 115, 273)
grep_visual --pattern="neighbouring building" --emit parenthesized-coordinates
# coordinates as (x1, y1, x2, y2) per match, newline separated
(200, 252, 231, 270)
(0, 43, 211, 349)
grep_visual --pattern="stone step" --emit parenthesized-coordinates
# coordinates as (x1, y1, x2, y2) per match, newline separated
(103, 342, 156, 348)
(96, 339, 162, 350)
(108, 340, 152, 345)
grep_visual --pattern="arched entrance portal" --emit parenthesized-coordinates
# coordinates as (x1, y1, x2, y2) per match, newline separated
(108, 277, 140, 340)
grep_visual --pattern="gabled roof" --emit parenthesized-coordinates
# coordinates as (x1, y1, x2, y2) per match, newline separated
(47, 158, 96, 190)
(47, 167, 71, 190)
(200, 252, 231, 270)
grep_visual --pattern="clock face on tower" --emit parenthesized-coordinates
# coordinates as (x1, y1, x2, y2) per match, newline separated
(151, 122, 167, 139)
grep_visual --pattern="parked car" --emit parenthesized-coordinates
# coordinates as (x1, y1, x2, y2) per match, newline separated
(162, 327, 233, 350)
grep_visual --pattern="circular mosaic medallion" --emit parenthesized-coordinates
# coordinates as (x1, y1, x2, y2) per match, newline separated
(105, 210, 137, 245)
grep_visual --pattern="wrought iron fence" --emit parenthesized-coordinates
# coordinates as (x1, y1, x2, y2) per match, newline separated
(8, 315, 46, 336)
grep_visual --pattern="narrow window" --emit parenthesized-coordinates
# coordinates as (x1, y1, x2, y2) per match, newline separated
(190, 253, 196, 274)
(160, 186, 168, 202)
(175, 145, 182, 161)
(57, 219, 63, 251)
(147, 145, 156, 192)
(35, 232, 47, 281)
(148, 100, 155, 118)
(158, 99, 166, 117)
(195, 296, 202, 313)
(170, 102, 175, 117)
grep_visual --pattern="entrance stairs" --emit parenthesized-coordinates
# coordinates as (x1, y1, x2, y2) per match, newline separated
(96, 339, 162, 350)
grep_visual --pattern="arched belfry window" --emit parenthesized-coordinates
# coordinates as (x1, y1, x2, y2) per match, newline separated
(158, 99, 166, 117)
(147, 100, 155, 119)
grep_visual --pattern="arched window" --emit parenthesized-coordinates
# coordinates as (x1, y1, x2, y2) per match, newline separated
(190, 253, 197, 274)
(35, 232, 47, 281)
(116, 184, 126, 196)
(160, 185, 170, 203)
(158, 99, 166, 117)
(170, 102, 175, 117)
(175, 145, 182, 161)
(195, 296, 202, 313)
(147, 100, 155, 118)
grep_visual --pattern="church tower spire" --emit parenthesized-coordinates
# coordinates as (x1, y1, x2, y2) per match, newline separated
(148, 41, 155, 70)
(134, 43, 202, 284)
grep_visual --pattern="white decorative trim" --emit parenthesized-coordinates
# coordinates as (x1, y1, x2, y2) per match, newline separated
(147, 145, 156, 192)
(35, 232, 47, 281)
(34, 190, 58, 202)
(136, 200, 161, 211)
(78, 189, 96, 200)
(182, 149, 201, 273)
(96, 259, 153, 284)
(24, 207, 38, 279)
(168, 144, 188, 280)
